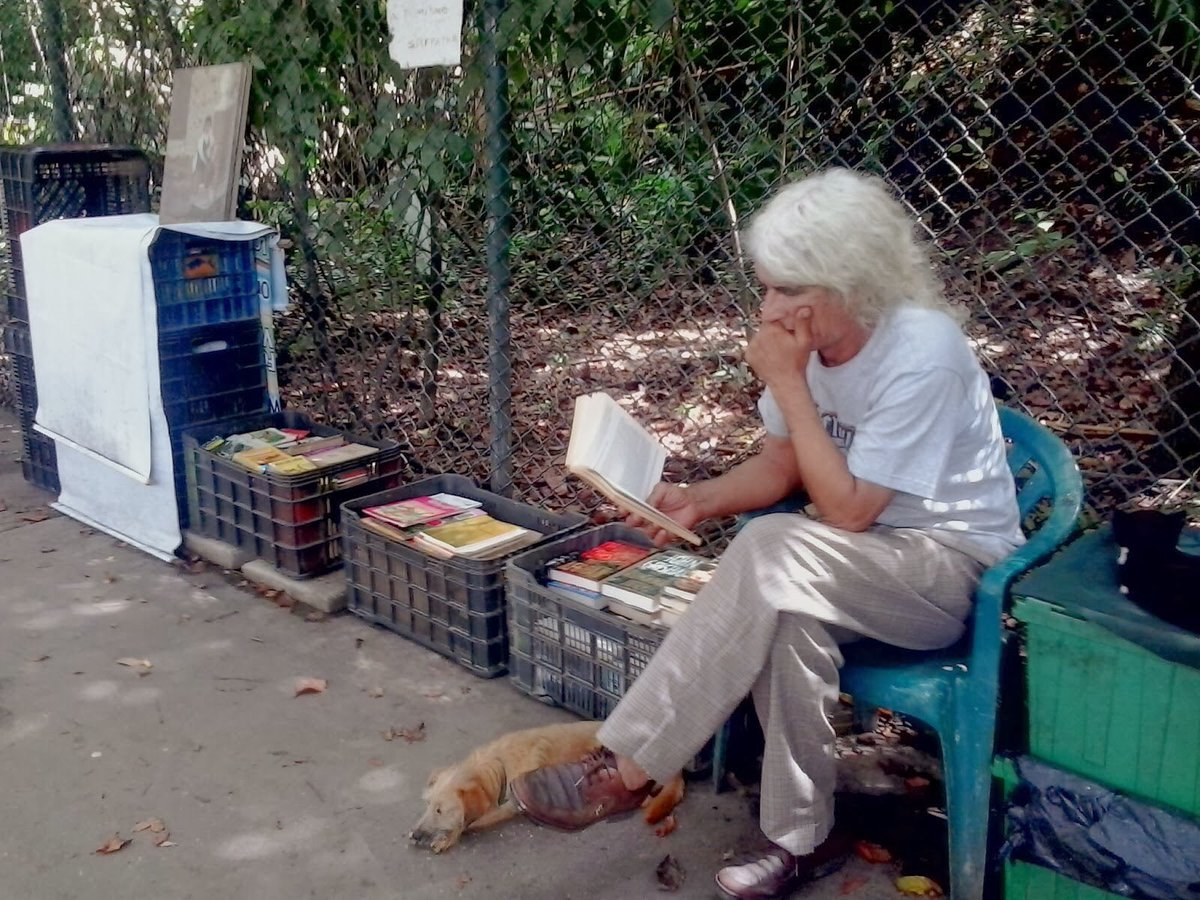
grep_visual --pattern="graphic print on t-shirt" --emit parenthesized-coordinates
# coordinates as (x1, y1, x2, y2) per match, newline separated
(821, 411, 855, 450)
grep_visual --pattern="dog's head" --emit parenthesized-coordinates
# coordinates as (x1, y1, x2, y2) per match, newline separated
(409, 765, 494, 853)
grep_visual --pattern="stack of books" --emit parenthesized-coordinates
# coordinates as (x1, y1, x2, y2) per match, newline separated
(357, 493, 541, 561)
(203, 426, 379, 479)
(543, 544, 718, 627)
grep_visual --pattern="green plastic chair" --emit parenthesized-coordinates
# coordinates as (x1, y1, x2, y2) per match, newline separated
(710, 407, 1083, 900)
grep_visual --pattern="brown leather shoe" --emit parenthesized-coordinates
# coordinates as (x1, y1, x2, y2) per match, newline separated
(714, 833, 851, 899)
(509, 748, 653, 832)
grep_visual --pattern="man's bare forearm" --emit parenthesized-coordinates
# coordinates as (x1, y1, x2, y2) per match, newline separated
(686, 440, 800, 522)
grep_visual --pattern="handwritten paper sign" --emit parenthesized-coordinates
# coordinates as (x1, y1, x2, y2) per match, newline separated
(387, 0, 464, 69)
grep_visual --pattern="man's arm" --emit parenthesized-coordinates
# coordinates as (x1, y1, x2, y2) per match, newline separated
(681, 435, 801, 521)
(770, 382, 893, 532)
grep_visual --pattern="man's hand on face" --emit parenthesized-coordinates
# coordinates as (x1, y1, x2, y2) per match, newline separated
(747, 306, 814, 386)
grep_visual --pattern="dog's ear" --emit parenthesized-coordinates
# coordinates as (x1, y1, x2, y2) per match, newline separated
(458, 779, 494, 827)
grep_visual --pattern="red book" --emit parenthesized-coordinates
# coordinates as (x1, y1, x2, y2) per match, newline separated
(546, 540, 654, 592)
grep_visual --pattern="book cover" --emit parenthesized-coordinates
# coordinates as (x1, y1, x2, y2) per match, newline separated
(232, 445, 292, 471)
(365, 494, 480, 528)
(599, 549, 714, 612)
(661, 556, 720, 601)
(160, 62, 252, 224)
(546, 541, 653, 592)
(290, 434, 346, 455)
(299, 442, 379, 467)
(565, 392, 702, 546)
(420, 514, 530, 555)
(599, 566, 667, 613)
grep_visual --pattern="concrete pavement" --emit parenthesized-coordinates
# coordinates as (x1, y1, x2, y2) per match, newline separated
(0, 411, 904, 900)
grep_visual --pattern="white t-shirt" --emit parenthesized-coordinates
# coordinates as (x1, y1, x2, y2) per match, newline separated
(757, 307, 1024, 565)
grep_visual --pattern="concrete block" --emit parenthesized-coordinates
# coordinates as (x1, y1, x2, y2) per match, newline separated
(241, 559, 348, 613)
(184, 530, 255, 570)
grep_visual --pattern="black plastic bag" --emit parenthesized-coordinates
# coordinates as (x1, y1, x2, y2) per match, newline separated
(1001, 756, 1200, 898)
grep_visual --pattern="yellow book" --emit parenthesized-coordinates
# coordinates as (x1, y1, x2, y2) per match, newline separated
(233, 446, 293, 471)
(267, 455, 319, 475)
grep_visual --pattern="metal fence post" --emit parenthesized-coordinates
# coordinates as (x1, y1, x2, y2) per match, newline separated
(40, 0, 75, 141)
(483, 0, 513, 497)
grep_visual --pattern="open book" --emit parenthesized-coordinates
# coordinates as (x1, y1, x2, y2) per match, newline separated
(565, 392, 703, 545)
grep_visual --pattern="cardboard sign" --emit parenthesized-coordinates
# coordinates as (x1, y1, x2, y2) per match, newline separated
(387, 0, 463, 69)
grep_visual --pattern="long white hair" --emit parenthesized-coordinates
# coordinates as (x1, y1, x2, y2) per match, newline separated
(743, 168, 962, 325)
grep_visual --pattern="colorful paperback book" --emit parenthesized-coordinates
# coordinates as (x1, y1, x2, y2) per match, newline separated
(661, 556, 720, 601)
(545, 540, 655, 592)
(364, 494, 482, 528)
(238, 427, 296, 448)
(599, 549, 715, 613)
(299, 442, 379, 467)
(419, 514, 531, 555)
(359, 516, 455, 559)
(290, 433, 346, 455)
(232, 445, 293, 471)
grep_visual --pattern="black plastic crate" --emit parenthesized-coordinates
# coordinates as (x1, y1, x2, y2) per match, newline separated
(184, 412, 408, 578)
(159, 320, 268, 428)
(0, 144, 151, 323)
(341, 474, 589, 678)
(20, 429, 59, 493)
(505, 523, 668, 718)
(149, 229, 259, 332)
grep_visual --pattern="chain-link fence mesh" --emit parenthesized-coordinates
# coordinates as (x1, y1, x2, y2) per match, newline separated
(2, 0, 1198, 536)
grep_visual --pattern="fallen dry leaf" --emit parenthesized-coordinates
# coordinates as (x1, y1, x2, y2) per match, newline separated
(294, 677, 327, 696)
(655, 853, 685, 891)
(20, 510, 49, 523)
(840, 874, 871, 895)
(154, 832, 172, 846)
(456, 875, 472, 889)
(95, 834, 130, 855)
(854, 840, 893, 864)
(33, 655, 50, 662)
(397, 722, 426, 743)
(132, 818, 165, 833)
(367, 686, 384, 698)
(116, 657, 153, 670)
(896, 875, 944, 897)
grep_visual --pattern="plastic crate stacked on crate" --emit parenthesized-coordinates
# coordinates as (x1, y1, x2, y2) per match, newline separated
(0, 144, 151, 492)
(186, 412, 408, 578)
(2, 322, 58, 491)
(505, 523, 669, 717)
(342, 474, 588, 678)
(149, 228, 272, 524)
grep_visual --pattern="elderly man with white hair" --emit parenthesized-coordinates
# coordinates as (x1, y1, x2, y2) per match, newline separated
(511, 168, 1024, 899)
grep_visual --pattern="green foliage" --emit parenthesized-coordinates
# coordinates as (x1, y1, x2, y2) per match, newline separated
(1153, 0, 1200, 74)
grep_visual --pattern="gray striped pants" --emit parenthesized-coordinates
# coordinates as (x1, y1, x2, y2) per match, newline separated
(596, 513, 984, 855)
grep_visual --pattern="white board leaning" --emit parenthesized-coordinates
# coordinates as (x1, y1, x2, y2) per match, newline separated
(387, 0, 464, 69)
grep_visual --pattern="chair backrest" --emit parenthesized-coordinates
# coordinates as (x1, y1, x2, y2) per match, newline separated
(969, 407, 1084, 670)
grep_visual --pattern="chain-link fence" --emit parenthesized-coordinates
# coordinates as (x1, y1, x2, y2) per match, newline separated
(2, 0, 1198, 535)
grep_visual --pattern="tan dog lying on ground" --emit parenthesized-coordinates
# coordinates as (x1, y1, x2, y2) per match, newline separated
(410, 720, 685, 853)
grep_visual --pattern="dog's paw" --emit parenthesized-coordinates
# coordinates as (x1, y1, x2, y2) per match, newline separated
(653, 814, 677, 838)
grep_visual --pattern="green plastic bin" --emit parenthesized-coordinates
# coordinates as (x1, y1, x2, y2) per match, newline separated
(1013, 595, 1200, 819)
(993, 757, 1123, 900)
